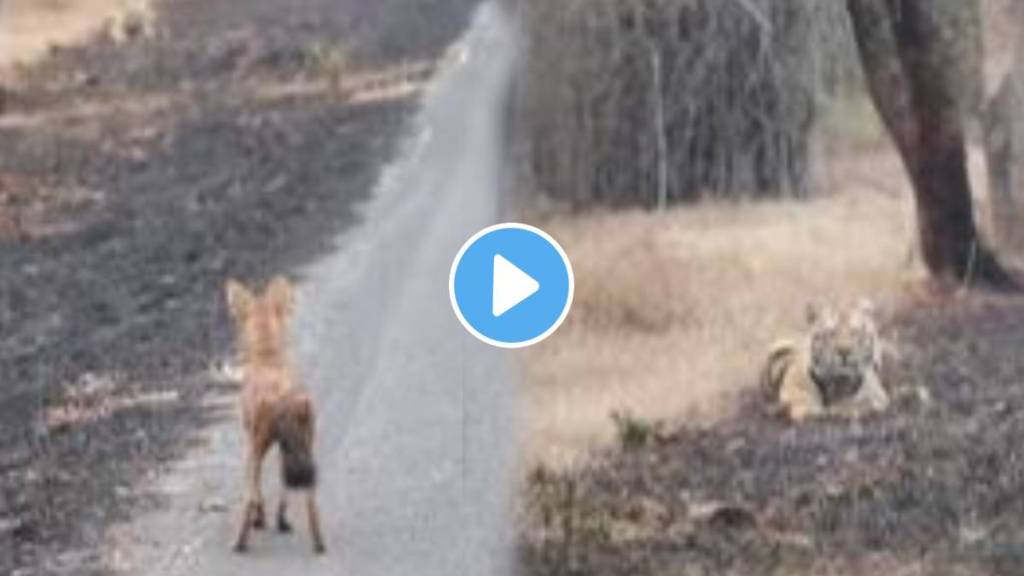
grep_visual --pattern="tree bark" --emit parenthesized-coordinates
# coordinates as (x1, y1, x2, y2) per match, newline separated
(846, 0, 1017, 289)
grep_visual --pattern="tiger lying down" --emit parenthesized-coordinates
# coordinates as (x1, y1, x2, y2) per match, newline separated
(761, 300, 892, 422)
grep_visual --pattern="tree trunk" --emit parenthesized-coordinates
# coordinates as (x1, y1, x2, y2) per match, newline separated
(649, 44, 668, 212)
(846, 0, 1017, 289)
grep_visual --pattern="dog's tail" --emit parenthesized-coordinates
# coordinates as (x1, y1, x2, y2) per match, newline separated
(272, 394, 317, 489)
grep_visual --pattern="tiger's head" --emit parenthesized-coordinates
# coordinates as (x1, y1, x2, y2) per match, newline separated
(806, 300, 882, 405)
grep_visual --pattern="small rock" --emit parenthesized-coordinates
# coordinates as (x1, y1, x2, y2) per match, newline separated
(690, 501, 759, 531)
(916, 385, 933, 405)
(0, 516, 21, 534)
(623, 496, 670, 526)
(705, 505, 758, 531)
(959, 524, 987, 546)
(725, 437, 746, 454)
(199, 498, 228, 513)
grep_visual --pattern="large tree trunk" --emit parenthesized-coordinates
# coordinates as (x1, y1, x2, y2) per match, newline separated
(846, 0, 1017, 289)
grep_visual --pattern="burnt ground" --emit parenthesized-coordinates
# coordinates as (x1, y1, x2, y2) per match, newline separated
(522, 297, 1024, 576)
(0, 0, 477, 573)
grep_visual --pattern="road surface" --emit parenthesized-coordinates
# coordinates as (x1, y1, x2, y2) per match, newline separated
(112, 5, 520, 575)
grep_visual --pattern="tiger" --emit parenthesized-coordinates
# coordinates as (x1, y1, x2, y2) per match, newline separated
(760, 300, 891, 422)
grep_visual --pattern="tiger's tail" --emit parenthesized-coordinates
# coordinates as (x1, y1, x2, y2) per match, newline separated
(760, 341, 798, 402)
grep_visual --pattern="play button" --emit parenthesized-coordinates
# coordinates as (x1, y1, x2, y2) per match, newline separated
(492, 254, 539, 317)
(450, 223, 574, 348)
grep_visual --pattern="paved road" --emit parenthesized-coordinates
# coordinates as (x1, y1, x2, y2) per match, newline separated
(113, 5, 519, 575)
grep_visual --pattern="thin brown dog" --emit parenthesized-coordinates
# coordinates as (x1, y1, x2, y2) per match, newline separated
(226, 277, 326, 554)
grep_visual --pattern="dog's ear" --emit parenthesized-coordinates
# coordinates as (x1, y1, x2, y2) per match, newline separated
(266, 276, 294, 316)
(226, 279, 254, 319)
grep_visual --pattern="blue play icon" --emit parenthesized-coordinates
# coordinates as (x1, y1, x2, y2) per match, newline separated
(449, 223, 574, 348)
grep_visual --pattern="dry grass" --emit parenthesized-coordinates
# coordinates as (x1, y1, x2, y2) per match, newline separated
(45, 372, 180, 432)
(0, 0, 152, 76)
(522, 148, 927, 469)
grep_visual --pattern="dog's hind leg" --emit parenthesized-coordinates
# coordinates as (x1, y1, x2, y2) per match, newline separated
(307, 490, 326, 554)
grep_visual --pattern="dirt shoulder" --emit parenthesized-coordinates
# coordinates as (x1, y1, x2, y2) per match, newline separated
(521, 296, 1024, 576)
(0, 0, 476, 573)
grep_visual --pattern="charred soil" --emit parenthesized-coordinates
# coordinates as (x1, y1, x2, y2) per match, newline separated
(522, 297, 1024, 576)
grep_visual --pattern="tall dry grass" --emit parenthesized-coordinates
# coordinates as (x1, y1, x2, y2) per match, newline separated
(521, 148, 923, 469)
